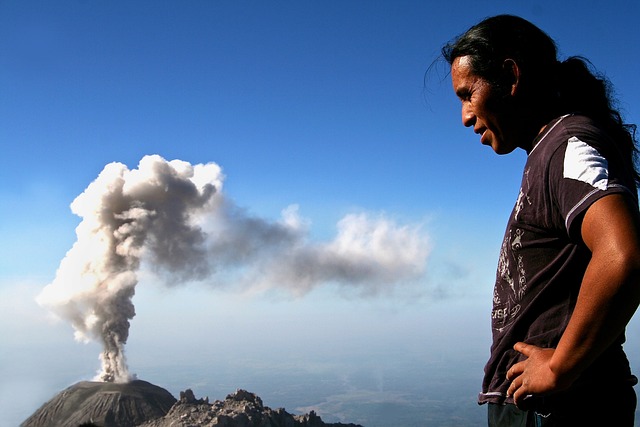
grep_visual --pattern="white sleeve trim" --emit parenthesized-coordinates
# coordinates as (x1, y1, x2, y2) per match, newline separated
(563, 137, 609, 190)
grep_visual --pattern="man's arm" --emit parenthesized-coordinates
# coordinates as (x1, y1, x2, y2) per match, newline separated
(506, 192, 640, 408)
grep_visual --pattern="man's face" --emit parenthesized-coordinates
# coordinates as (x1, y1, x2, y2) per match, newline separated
(450, 55, 520, 155)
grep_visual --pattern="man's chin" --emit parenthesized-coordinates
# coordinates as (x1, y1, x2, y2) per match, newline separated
(489, 141, 518, 155)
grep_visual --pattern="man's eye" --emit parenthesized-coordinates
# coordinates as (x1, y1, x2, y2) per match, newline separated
(458, 92, 471, 102)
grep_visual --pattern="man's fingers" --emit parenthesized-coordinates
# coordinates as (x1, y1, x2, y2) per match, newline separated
(513, 341, 531, 355)
(506, 375, 522, 397)
(506, 360, 525, 381)
(514, 389, 536, 410)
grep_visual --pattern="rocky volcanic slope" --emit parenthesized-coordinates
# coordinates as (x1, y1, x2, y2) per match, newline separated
(20, 380, 176, 427)
(141, 388, 363, 427)
(21, 379, 364, 427)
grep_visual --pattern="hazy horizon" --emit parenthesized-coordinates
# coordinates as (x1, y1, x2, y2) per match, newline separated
(5, 282, 640, 426)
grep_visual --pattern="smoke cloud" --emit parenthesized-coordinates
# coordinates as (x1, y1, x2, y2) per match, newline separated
(36, 155, 430, 383)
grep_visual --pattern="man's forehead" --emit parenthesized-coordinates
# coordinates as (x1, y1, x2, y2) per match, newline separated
(451, 55, 474, 91)
(452, 55, 473, 75)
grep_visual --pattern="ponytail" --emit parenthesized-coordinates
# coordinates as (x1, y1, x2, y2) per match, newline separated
(556, 57, 639, 184)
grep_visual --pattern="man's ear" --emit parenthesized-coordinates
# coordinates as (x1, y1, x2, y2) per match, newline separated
(502, 59, 521, 96)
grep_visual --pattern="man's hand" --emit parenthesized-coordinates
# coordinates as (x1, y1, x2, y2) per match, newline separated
(506, 342, 573, 409)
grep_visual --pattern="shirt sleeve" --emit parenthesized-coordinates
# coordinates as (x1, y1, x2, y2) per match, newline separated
(551, 136, 631, 241)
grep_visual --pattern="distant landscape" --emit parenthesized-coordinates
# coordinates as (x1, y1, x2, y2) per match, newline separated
(160, 357, 485, 427)
(10, 306, 640, 427)
(14, 348, 485, 427)
(16, 340, 640, 427)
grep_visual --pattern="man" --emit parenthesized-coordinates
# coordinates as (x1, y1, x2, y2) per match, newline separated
(442, 15, 640, 426)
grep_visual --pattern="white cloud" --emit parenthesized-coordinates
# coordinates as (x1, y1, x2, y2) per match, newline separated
(35, 155, 431, 384)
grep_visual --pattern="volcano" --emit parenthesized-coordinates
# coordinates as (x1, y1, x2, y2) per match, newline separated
(21, 380, 365, 427)
(20, 379, 176, 427)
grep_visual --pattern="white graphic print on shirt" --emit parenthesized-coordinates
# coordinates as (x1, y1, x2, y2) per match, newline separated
(493, 167, 533, 332)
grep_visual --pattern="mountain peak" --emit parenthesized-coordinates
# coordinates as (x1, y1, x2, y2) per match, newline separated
(21, 380, 364, 427)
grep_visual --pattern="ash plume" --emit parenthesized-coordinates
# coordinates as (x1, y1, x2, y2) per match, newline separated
(37, 155, 430, 382)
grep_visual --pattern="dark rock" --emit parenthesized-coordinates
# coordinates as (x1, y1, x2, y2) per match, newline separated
(22, 380, 363, 427)
(180, 388, 209, 405)
(141, 388, 364, 427)
(20, 380, 176, 427)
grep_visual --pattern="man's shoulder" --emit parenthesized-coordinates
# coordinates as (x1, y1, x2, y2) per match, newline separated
(556, 114, 610, 142)
(532, 114, 608, 159)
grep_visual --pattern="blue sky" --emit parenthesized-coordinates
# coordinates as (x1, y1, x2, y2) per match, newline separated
(1, 1, 640, 425)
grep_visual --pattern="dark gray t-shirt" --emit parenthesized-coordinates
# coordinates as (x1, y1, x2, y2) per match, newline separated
(479, 114, 637, 405)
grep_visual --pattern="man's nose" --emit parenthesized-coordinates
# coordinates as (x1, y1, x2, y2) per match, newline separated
(462, 104, 475, 128)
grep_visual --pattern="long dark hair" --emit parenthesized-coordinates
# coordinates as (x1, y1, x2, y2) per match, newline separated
(442, 14, 639, 184)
